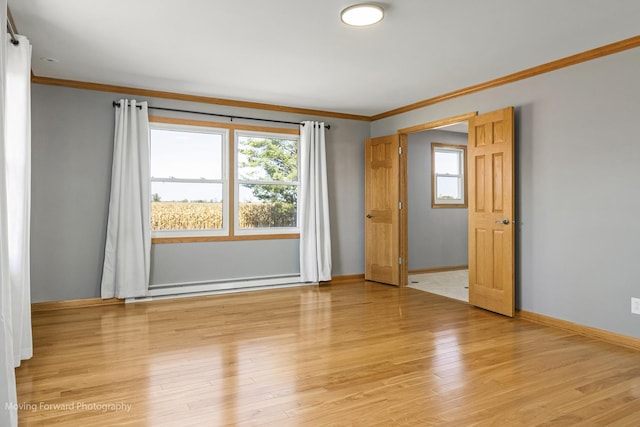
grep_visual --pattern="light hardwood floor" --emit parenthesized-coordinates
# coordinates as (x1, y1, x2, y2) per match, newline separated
(17, 282, 640, 426)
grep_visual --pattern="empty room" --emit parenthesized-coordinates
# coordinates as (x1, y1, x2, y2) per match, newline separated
(2, 1, 640, 426)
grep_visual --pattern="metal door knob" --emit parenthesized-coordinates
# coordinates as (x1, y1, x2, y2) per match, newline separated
(496, 219, 510, 225)
(366, 214, 373, 219)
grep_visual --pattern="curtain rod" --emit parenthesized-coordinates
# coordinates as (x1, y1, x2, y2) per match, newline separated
(7, 19, 19, 45)
(112, 101, 330, 129)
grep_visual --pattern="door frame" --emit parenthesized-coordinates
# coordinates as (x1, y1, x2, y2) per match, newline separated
(396, 112, 478, 287)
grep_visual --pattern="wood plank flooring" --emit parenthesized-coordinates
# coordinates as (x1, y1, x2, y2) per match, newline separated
(16, 282, 640, 426)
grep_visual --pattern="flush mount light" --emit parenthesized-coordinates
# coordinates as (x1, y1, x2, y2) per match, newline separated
(341, 4, 384, 27)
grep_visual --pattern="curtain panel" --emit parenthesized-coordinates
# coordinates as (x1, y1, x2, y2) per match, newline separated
(5, 34, 33, 365)
(299, 121, 332, 282)
(1, 26, 33, 427)
(101, 99, 151, 299)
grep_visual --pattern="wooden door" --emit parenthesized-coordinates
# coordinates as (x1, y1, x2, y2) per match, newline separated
(468, 107, 515, 317)
(364, 134, 406, 286)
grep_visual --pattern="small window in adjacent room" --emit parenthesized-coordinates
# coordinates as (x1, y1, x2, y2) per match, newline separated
(150, 123, 229, 237)
(431, 143, 467, 208)
(235, 131, 299, 235)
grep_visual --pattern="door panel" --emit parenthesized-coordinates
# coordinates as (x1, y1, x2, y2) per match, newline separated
(365, 134, 402, 286)
(468, 107, 515, 317)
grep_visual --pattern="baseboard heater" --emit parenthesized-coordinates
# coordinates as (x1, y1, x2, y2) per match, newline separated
(126, 274, 308, 303)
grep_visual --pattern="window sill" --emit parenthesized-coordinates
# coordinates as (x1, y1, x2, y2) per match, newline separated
(432, 204, 468, 209)
(152, 233, 300, 244)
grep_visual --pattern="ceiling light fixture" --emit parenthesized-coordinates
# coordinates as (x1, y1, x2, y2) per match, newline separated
(341, 4, 384, 27)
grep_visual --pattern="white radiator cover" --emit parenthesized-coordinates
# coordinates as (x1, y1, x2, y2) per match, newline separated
(126, 274, 309, 303)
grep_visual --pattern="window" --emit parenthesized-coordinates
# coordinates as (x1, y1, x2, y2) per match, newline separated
(149, 119, 300, 241)
(150, 123, 229, 237)
(235, 131, 299, 235)
(431, 143, 467, 208)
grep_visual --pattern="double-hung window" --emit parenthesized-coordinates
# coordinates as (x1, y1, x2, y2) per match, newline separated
(235, 131, 299, 235)
(150, 123, 229, 237)
(149, 119, 300, 241)
(431, 143, 467, 208)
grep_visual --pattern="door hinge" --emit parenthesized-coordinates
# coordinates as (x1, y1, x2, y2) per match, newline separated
(398, 257, 403, 265)
(398, 201, 403, 210)
(398, 147, 403, 155)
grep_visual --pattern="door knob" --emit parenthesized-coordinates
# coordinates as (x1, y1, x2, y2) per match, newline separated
(496, 219, 510, 225)
(366, 214, 373, 219)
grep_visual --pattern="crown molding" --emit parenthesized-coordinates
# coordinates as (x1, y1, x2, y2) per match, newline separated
(30, 75, 372, 122)
(372, 35, 640, 121)
(31, 35, 639, 123)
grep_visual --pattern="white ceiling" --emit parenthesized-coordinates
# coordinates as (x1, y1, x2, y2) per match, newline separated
(9, 0, 640, 117)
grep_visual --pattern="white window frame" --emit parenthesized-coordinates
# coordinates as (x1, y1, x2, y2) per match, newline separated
(431, 143, 467, 208)
(234, 130, 300, 236)
(149, 122, 229, 238)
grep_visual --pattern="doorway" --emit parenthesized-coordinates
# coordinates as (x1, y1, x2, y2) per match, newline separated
(365, 108, 516, 316)
(402, 118, 472, 302)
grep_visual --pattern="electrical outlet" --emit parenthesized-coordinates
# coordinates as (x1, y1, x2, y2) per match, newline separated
(632, 298, 640, 315)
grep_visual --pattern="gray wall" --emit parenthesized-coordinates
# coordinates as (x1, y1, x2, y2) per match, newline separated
(407, 130, 468, 271)
(150, 240, 300, 285)
(31, 47, 640, 340)
(31, 84, 369, 301)
(373, 48, 640, 339)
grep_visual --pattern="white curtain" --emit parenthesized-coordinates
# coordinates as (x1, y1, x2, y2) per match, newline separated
(100, 99, 151, 299)
(5, 34, 33, 364)
(299, 121, 332, 282)
(0, 4, 16, 425)
(1, 24, 33, 427)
